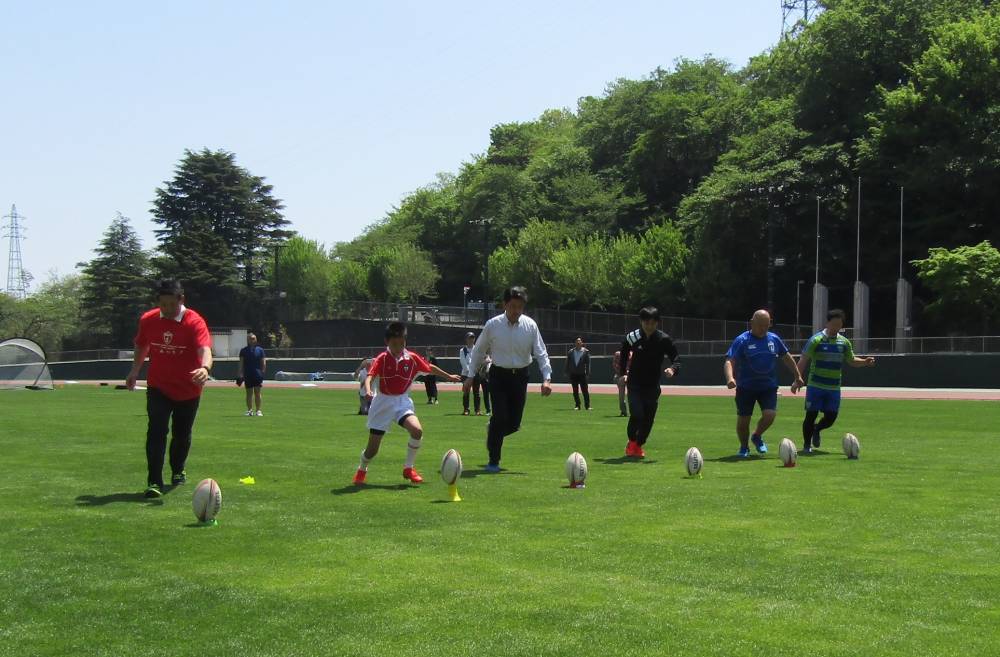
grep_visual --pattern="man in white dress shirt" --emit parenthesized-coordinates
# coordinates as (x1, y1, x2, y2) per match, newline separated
(465, 286, 552, 472)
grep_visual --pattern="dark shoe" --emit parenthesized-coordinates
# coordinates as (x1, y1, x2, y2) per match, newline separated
(144, 484, 163, 498)
(171, 471, 187, 486)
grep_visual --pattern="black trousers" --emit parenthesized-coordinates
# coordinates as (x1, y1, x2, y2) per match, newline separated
(486, 367, 529, 464)
(463, 375, 490, 413)
(626, 384, 661, 445)
(423, 376, 438, 400)
(146, 387, 200, 487)
(569, 373, 590, 408)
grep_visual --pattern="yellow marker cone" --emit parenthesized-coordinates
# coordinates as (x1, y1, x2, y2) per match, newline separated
(239, 476, 256, 485)
(448, 483, 462, 502)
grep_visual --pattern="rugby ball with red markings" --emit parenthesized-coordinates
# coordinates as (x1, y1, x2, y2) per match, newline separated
(192, 478, 222, 522)
(565, 452, 587, 488)
(440, 449, 463, 485)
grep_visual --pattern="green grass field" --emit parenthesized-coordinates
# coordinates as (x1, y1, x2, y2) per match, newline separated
(1, 385, 998, 657)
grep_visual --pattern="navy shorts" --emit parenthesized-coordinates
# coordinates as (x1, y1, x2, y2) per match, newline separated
(805, 386, 841, 413)
(244, 375, 264, 388)
(735, 386, 778, 416)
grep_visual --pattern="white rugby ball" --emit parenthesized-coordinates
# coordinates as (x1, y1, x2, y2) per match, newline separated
(685, 447, 703, 476)
(779, 438, 797, 467)
(565, 452, 587, 487)
(192, 478, 222, 522)
(843, 433, 861, 459)
(440, 448, 463, 485)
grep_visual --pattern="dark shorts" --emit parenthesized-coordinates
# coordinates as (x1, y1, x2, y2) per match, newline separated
(735, 386, 778, 416)
(805, 386, 841, 413)
(244, 376, 264, 388)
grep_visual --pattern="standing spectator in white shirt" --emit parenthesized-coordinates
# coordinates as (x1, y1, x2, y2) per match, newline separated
(466, 286, 552, 472)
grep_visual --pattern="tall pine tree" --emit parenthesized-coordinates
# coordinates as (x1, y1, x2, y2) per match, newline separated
(152, 149, 293, 323)
(78, 213, 151, 347)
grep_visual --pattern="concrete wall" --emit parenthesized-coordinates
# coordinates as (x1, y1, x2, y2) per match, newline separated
(50, 354, 1000, 389)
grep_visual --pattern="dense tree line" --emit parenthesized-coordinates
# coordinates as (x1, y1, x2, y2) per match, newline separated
(335, 0, 999, 334)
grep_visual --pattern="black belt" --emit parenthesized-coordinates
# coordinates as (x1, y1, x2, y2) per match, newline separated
(491, 365, 528, 374)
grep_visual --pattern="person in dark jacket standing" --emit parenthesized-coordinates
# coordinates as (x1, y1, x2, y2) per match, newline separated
(422, 348, 440, 404)
(565, 337, 592, 410)
(618, 307, 681, 458)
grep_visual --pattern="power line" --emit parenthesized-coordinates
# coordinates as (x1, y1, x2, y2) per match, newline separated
(781, 0, 820, 39)
(2, 204, 29, 299)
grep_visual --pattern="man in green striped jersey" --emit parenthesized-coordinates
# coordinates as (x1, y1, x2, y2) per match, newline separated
(797, 309, 875, 453)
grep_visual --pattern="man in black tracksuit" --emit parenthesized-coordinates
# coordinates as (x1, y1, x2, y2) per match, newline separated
(618, 306, 681, 458)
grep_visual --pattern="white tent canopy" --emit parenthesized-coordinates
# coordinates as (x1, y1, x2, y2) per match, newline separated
(0, 338, 54, 390)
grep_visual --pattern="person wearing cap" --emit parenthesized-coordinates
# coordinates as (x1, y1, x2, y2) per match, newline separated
(459, 331, 487, 415)
(126, 279, 213, 498)
(466, 286, 552, 472)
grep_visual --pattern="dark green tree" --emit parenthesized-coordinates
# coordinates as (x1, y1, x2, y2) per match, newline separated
(78, 213, 151, 346)
(152, 149, 292, 324)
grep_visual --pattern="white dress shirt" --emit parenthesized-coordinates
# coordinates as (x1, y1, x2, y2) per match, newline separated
(469, 313, 552, 381)
(459, 346, 474, 377)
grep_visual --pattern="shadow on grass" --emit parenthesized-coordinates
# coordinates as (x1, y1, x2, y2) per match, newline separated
(330, 483, 414, 496)
(801, 449, 833, 457)
(595, 457, 659, 465)
(707, 455, 767, 463)
(460, 467, 527, 478)
(75, 492, 165, 506)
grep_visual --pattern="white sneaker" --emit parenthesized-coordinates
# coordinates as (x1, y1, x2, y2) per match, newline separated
(245, 410, 254, 416)
(256, 410, 263, 417)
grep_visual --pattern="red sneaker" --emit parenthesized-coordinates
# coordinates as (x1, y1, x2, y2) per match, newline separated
(352, 468, 367, 485)
(403, 467, 424, 484)
(625, 440, 639, 457)
(635, 443, 646, 458)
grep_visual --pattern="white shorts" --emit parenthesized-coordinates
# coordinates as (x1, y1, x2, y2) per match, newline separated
(366, 393, 415, 434)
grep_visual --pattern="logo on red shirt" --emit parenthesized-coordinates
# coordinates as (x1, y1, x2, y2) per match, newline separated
(163, 331, 173, 345)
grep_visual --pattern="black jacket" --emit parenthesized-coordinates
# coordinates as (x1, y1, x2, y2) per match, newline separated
(565, 348, 591, 377)
(619, 329, 680, 387)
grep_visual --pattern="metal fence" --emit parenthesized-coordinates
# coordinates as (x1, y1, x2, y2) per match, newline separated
(48, 335, 1000, 363)
(338, 300, 813, 341)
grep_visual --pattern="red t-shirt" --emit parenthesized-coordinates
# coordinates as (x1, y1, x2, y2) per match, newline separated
(367, 348, 431, 395)
(134, 306, 212, 401)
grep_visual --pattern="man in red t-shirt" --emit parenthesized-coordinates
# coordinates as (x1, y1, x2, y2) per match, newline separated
(353, 321, 461, 486)
(126, 280, 213, 498)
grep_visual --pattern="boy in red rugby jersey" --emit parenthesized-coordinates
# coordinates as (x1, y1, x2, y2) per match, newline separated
(353, 322, 461, 485)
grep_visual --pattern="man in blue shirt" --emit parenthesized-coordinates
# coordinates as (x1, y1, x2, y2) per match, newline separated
(237, 333, 267, 416)
(724, 309, 804, 457)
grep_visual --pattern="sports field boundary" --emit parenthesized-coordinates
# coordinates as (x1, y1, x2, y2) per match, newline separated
(52, 380, 1000, 401)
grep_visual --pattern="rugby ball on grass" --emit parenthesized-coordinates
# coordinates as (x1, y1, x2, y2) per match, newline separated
(565, 452, 587, 488)
(192, 478, 222, 522)
(842, 433, 860, 459)
(685, 447, 703, 476)
(779, 438, 797, 467)
(440, 448, 463, 485)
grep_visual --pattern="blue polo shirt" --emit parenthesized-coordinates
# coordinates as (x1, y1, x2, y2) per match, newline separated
(726, 330, 789, 390)
(239, 345, 266, 379)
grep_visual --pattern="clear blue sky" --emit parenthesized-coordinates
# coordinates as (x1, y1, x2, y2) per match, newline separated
(1, 1, 782, 288)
